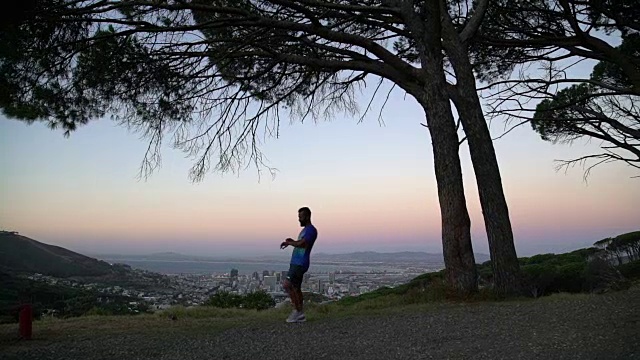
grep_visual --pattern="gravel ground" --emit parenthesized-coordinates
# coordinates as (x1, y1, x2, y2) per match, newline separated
(2, 287, 639, 360)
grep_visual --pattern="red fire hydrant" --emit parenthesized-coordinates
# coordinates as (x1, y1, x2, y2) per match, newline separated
(19, 304, 32, 340)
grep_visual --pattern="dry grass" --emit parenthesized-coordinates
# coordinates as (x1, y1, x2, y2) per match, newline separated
(0, 286, 621, 345)
(0, 299, 444, 344)
(0, 312, 260, 344)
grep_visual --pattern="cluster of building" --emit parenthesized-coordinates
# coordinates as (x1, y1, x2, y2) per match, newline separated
(25, 263, 441, 313)
(169, 266, 437, 307)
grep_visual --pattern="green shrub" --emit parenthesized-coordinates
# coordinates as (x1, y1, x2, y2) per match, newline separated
(205, 290, 274, 311)
(409, 270, 444, 285)
(520, 264, 557, 297)
(477, 264, 493, 284)
(554, 262, 586, 293)
(338, 289, 393, 306)
(337, 271, 447, 306)
(518, 251, 635, 297)
(618, 259, 640, 280)
(402, 279, 449, 303)
(205, 292, 243, 308)
(584, 257, 629, 293)
(516, 252, 590, 297)
(242, 291, 275, 310)
(523, 253, 558, 266)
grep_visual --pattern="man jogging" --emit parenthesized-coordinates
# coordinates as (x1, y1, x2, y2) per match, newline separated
(280, 206, 318, 323)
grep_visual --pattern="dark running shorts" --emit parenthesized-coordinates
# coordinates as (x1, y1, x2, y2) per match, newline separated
(286, 264, 307, 288)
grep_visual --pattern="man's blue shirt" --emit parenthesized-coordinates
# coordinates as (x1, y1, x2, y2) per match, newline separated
(290, 224, 318, 269)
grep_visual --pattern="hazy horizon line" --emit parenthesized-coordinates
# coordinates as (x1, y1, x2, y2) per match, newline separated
(88, 250, 488, 258)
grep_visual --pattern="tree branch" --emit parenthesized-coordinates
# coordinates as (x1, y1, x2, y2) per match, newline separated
(459, 0, 489, 43)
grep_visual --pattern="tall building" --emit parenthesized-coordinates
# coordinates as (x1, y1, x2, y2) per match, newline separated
(329, 272, 336, 284)
(263, 276, 277, 291)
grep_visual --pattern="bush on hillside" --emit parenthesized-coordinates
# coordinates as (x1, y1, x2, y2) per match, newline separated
(477, 262, 494, 286)
(242, 291, 276, 310)
(338, 286, 401, 306)
(205, 290, 274, 310)
(519, 254, 590, 296)
(205, 291, 243, 308)
(343, 239, 638, 305)
(409, 270, 445, 285)
(520, 264, 556, 298)
(555, 262, 586, 293)
(1, 272, 104, 323)
(618, 259, 640, 280)
(514, 248, 634, 297)
(338, 270, 446, 306)
(584, 257, 629, 293)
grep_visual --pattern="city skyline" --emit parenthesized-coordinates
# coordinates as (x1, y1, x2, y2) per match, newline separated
(1, 72, 638, 259)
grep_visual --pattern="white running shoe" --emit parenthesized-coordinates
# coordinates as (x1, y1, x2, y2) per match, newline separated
(286, 311, 306, 323)
(285, 310, 298, 323)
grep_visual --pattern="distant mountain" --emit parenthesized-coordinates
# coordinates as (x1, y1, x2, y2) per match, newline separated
(312, 251, 443, 263)
(98, 252, 238, 262)
(0, 231, 114, 277)
(312, 251, 491, 264)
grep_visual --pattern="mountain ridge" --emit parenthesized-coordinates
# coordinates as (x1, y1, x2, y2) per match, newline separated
(0, 231, 115, 277)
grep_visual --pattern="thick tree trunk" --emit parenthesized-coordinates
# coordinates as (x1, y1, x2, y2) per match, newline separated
(456, 93, 521, 295)
(442, 29, 521, 296)
(418, 87, 478, 294)
(400, 0, 477, 294)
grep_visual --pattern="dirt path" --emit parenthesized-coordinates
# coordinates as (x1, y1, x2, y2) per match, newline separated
(2, 288, 639, 360)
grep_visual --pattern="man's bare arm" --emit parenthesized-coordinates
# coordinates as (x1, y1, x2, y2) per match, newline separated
(282, 238, 308, 248)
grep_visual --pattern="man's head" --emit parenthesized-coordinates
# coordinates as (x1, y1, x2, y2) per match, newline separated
(298, 207, 311, 226)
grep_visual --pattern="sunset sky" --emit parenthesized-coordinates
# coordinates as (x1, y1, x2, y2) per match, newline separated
(1, 65, 638, 259)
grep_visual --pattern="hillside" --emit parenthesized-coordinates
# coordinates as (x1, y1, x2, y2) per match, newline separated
(0, 232, 114, 277)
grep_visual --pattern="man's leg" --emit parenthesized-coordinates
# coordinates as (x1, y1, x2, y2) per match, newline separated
(295, 267, 307, 313)
(283, 279, 297, 322)
(284, 266, 306, 322)
(284, 265, 302, 322)
(289, 266, 306, 321)
(283, 279, 298, 308)
(295, 286, 303, 312)
(287, 283, 301, 312)
(285, 280, 303, 312)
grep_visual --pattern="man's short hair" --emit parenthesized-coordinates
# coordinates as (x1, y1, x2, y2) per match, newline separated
(298, 207, 311, 217)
